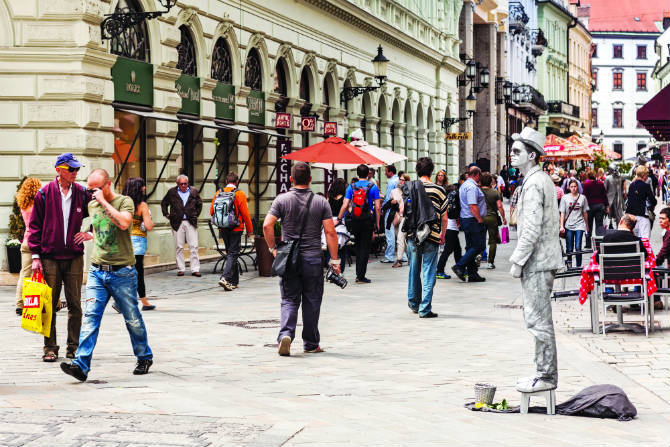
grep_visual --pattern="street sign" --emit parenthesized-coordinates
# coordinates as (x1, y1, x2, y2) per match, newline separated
(324, 121, 337, 136)
(276, 139, 291, 194)
(275, 112, 291, 129)
(301, 116, 316, 132)
(445, 132, 472, 140)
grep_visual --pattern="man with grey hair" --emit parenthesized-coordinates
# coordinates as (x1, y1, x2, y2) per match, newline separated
(508, 127, 563, 393)
(161, 175, 203, 276)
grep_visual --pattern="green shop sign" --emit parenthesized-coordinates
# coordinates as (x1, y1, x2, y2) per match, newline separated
(213, 83, 235, 121)
(111, 57, 153, 107)
(175, 74, 200, 116)
(247, 90, 265, 126)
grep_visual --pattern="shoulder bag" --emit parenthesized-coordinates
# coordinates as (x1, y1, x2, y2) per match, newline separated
(271, 192, 314, 278)
(559, 194, 581, 238)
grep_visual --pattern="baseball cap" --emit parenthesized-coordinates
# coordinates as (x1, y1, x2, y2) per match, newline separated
(55, 153, 83, 168)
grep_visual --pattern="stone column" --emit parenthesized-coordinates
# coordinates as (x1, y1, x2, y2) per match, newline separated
(405, 125, 417, 166)
(473, 23, 497, 171)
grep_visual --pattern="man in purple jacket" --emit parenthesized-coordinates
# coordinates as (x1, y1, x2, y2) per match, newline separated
(29, 153, 92, 362)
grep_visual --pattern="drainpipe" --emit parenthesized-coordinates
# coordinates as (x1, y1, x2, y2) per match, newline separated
(567, 18, 577, 105)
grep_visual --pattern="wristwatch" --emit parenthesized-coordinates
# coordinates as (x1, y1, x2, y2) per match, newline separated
(329, 259, 340, 265)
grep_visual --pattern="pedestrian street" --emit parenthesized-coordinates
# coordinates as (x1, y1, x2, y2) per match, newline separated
(0, 228, 668, 446)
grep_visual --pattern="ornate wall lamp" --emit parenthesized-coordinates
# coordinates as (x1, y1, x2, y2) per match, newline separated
(101, 0, 177, 40)
(441, 88, 477, 129)
(340, 45, 389, 103)
(458, 57, 490, 93)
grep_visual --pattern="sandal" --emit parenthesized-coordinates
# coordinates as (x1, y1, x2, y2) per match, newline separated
(42, 352, 57, 362)
(392, 261, 402, 268)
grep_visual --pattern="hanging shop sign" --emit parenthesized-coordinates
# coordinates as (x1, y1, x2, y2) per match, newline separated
(445, 132, 472, 140)
(301, 116, 316, 132)
(275, 112, 291, 129)
(324, 121, 338, 136)
(276, 138, 292, 195)
(247, 90, 265, 126)
(111, 57, 153, 107)
(175, 74, 201, 116)
(212, 83, 235, 121)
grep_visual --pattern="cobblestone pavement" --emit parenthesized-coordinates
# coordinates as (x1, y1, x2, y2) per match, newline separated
(1, 222, 668, 445)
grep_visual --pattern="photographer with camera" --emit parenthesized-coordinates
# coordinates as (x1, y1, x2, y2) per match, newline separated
(263, 162, 340, 357)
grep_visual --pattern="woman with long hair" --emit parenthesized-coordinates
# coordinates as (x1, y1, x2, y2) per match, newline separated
(390, 174, 410, 268)
(14, 178, 42, 315)
(122, 178, 155, 310)
(434, 169, 447, 187)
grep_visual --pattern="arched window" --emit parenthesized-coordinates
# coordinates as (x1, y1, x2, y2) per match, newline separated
(211, 38, 232, 83)
(274, 59, 288, 113)
(110, 0, 150, 62)
(299, 67, 310, 102)
(177, 25, 197, 76)
(245, 48, 262, 91)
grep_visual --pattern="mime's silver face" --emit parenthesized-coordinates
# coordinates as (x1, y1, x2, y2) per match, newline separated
(510, 141, 532, 169)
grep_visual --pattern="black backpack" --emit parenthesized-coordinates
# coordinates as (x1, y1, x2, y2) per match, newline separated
(446, 189, 460, 220)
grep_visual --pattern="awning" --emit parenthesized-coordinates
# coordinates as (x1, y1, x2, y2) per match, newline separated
(115, 108, 183, 123)
(637, 84, 670, 141)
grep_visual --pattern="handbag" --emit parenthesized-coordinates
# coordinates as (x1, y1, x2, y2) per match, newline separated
(271, 192, 314, 278)
(509, 207, 517, 227)
(560, 195, 580, 239)
(500, 225, 510, 244)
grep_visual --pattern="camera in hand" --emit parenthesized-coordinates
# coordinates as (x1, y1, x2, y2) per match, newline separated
(325, 266, 347, 289)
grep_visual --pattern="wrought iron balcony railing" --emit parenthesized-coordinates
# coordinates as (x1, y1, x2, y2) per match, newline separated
(547, 100, 580, 118)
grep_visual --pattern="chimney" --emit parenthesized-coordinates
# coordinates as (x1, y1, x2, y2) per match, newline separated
(663, 11, 670, 30)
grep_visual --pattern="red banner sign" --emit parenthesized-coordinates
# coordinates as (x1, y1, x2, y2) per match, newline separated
(275, 112, 291, 129)
(324, 121, 338, 136)
(301, 116, 316, 132)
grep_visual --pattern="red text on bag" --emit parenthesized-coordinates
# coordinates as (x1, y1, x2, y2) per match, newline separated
(351, 184, 372, 219)
(23, 295, 41, 308)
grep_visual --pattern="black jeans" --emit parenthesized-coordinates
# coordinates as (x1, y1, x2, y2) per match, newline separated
(436, 229, 462, 273)
(220, 230, 242, 285)
(135, 255, 145, 298)
(350, 218, 374, 280)
(585, 203, 606, 248)
(278, 256, 324, 351)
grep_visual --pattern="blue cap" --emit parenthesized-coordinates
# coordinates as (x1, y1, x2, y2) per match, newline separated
(55, 153, 83, 168)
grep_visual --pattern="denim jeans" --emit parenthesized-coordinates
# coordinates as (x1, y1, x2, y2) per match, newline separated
(407, 240, 439, 316)
(436, 229, 462, 273)
(277, 256, 324, 351)
(455, 217, 486, 275)
(565, 229, 584, 267)
(220, 230, 242, 285)
(73, 266, 152, 374)
(384, 210, 396, 261)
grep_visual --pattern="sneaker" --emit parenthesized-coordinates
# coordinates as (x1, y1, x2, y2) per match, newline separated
(355, 277, 372, 284)
(142, 305, 156, 311)
(408, 302, 419, 314)
(133, 359, 153, 375)
(484, 263, 496, 270)
(451, 265, 466, 282)
(419, 311, 438, 318)
(304, 346, 324, 353)
(278, 335, 291, 356)
(436, 272, 451, 279)
(468, 274, 486, 283)
(380, 258, 393, 263)
(60, 362, 87, 382)
(218, 279, 234, 291)
(516, 378, 556, 393)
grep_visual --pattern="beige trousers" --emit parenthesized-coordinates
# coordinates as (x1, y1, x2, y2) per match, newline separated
(15, 241, 33, 308)
(395, 217, 407, 262)
(172, 221, 200, 273)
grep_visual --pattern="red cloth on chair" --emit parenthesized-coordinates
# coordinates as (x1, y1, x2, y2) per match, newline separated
(578, 238, 657, 305)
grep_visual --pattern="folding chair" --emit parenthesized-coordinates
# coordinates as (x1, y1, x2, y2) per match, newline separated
(598, 251, 648, 337)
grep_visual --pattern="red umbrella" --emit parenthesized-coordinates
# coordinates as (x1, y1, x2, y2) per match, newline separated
(281, 136, 384, 166)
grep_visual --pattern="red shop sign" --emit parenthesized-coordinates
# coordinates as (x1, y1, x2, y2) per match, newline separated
(275, 112, 291, 129)
(301, 116, 316, 132)
(324, 121, 338, 136)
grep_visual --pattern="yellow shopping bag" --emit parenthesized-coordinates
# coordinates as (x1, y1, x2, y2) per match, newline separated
(20, 272, 52, 337)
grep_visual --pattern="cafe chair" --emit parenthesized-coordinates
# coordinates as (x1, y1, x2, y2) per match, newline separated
(598, 252, 648, 337)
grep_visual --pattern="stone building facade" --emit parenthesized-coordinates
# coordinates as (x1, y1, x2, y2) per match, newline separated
(0, 0, 464, 269)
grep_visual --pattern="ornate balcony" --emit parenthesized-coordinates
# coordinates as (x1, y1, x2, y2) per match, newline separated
(517, 85, 548, 113)
(547, 100, 580, 119)
(509, 2, 530, 35)
(530, 29, 548, 57)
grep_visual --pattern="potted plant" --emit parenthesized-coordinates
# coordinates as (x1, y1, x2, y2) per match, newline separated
(6, 177, 27, 273)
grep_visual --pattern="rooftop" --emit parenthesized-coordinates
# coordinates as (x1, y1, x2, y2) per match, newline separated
(584, 0, 668, 33)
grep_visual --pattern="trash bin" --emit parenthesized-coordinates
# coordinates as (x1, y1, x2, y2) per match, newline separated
(254, 236, 273, 277)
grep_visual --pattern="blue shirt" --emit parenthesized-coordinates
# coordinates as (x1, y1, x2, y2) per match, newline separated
(384, 175, 399, 203)
(177, 187, 190, 219)
(459, 178, 486, 219)
(345, 180, 380, 216)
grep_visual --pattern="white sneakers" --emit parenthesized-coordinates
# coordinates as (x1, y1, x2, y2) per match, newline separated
(516, 377, 557, 393)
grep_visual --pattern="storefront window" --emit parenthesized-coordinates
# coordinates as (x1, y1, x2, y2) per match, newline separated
(113, 110, 143, 192)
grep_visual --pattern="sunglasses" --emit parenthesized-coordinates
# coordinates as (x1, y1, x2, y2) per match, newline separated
(57, 165, 80, 173)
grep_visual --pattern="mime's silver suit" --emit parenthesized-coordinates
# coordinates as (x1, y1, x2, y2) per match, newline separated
(510, 165, 564, 385)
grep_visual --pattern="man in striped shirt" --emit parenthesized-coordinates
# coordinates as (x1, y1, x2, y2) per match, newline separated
(406, 157, 448, 318)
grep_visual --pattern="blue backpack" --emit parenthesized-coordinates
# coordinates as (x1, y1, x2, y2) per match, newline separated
(212, 189, 240, 229)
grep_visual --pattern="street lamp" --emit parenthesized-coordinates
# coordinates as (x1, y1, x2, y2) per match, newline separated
(465, 89, 477, 116)
(466, 60, 477, 80)
(340, 45, 390, 103)
(503, 81, 513, 102)
(512, 87, 521, 103)
(479, 68, 490, 89)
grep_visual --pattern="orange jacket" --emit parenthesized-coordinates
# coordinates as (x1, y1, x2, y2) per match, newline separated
(210, 186, 253, 233)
